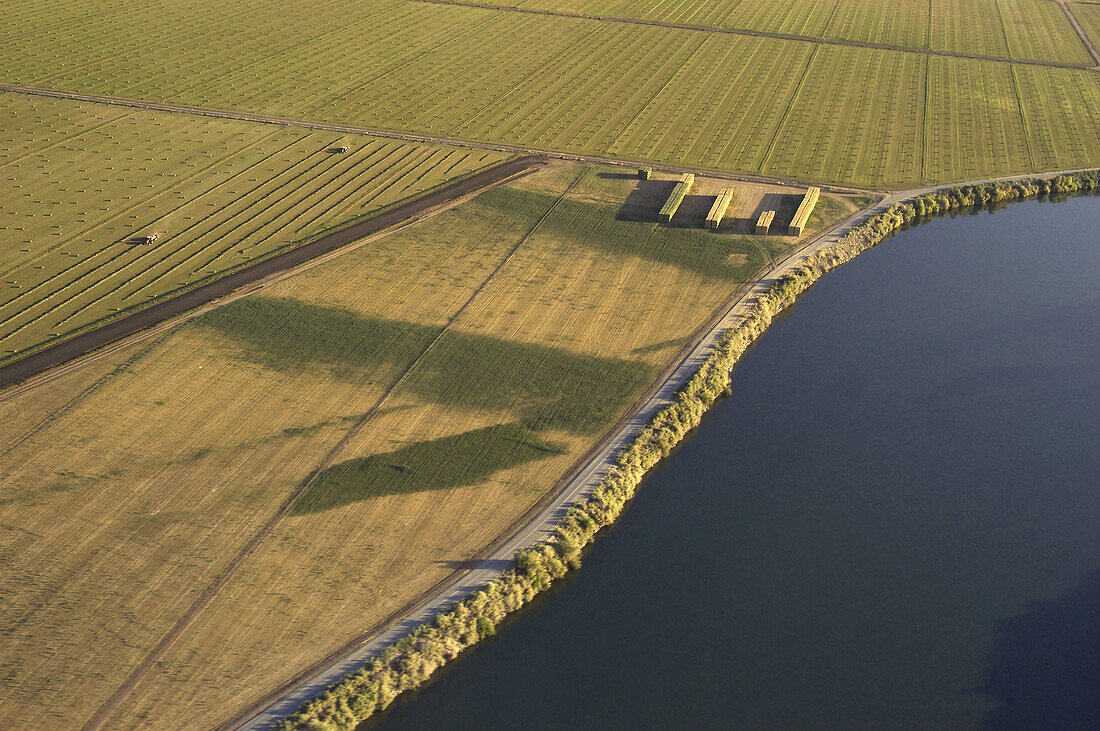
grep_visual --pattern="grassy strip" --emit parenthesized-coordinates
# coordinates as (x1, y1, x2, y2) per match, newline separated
(276, 170, 1100, 731)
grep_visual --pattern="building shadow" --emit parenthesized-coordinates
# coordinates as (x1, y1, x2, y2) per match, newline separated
(616, 179, 677, 222)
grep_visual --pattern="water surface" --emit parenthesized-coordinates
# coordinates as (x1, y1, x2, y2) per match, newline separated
(374, 195, 1100, 729)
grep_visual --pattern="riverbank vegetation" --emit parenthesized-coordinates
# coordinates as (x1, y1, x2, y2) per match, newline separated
(0, 163, 855, 728)
(278, 169, 1100, 730)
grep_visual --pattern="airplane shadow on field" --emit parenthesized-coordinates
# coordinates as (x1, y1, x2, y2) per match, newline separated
(197, 296, 655, 437)
(292, 422, 566, 514)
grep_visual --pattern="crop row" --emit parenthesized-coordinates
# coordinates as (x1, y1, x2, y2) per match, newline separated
(5, 1, 1095, 188)
(446, 0, 1090, 64)
(0, 95, 506, 358)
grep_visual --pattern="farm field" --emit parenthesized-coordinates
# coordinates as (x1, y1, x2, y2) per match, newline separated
(1072, 2, 1100, 52)
(2, 0, 1099, 188)
(0, 162, 861, 728)
(0, 92, 508, 361)
(455, 0, 1095, 66)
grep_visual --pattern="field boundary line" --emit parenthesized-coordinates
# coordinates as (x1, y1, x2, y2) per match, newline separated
(1059, 0, 1100, 67)
(0, 84, 879, 193)
(406, 0, 1099, 70)
(0, 156, 546, 396)
(226, 190, 894, 731)
(79, 163, 578, 731)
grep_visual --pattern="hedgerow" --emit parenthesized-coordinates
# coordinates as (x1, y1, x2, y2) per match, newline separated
(277, 170, 1099, 730)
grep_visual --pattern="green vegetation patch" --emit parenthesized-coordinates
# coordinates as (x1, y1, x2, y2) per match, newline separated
(3, 2, 1098, 187)
(294, 422, 566, 514)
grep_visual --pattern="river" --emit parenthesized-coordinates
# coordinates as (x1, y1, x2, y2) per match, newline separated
(371, 194, 1100, 729)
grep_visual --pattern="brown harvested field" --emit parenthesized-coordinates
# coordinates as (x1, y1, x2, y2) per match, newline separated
(0, 163, 862, 728)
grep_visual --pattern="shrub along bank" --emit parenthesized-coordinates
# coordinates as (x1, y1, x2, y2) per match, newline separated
(276, 170, 1100, 730)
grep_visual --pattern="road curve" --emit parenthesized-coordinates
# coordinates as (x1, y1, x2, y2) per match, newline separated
(226, 166, 1098, 730)
(0, 155, 546, 391)
(224, 195, 899, 731)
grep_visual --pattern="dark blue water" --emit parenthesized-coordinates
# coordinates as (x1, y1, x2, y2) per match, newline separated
(373, 195, 1100, 730)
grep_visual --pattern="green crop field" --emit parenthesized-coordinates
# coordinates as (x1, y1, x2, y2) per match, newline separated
(1, 0, 1098, 188)
(431, 0, 1093, 65)
(0, 93, 507, 360)
(2, 0, 1099, 726)
(1072, 2, 1100, 52)
(0, 163, 861, 727)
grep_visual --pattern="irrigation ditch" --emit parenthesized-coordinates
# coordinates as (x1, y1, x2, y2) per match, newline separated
(273, 169, 1100, 730)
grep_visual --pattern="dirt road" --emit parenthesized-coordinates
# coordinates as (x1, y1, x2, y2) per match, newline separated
(410, 0, 1099, 71)
(0, 84, 873, 195)
(0, 155, 546, 392)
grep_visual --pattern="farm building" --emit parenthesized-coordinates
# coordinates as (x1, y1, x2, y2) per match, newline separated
(755, 210, 775, 235)
(658, 173, 694, 223)
(705, 189, 734, 229)
(788, 186, 820, 236)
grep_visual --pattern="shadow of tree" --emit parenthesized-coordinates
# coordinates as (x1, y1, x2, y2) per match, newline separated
(198, 297, 654, 433)
(977, 570, 1100, 728)
(292, 422, 566, 514)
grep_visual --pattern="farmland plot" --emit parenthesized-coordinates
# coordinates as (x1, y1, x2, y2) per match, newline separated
(1014, 65, 1100, 170)
(1071, 2, 1100, 52)
(996, 0, 1093, 66)
(761, 46, 926, 186)
(0, 163, 860, 727)
(4, 0, 1100, 188)
(0, 93, 507, 359)
(923, 58, 1034, 182)
(3, 1, 1100, 186)
(444, 0, 1092, 64)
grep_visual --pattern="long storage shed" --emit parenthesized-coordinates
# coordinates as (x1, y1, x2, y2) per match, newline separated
(658, 173, 694, 223)
(788, 186, 820, 236)
(705, 189, 734, 229)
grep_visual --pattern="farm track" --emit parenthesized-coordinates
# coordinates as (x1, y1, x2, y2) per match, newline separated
(0, 84, 876, 194)
(409, 0, 1100, 71)
(227, 164, 1100, 730)
(0, 155, 546, 393)
(225, 193, 889, 731)
(1059, 0, 1100, 68)
(80, 162, 580, 731)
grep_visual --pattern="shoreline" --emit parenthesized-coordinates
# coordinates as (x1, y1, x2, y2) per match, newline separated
(267, 169, 1100, 731)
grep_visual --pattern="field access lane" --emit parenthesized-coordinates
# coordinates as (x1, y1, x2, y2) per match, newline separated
(0, 155, 546, 392)
(0, 85, 872, 194)
(408, 0, 1099, 70)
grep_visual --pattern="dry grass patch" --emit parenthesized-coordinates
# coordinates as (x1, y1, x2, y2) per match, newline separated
(0, 163, 856, 728)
